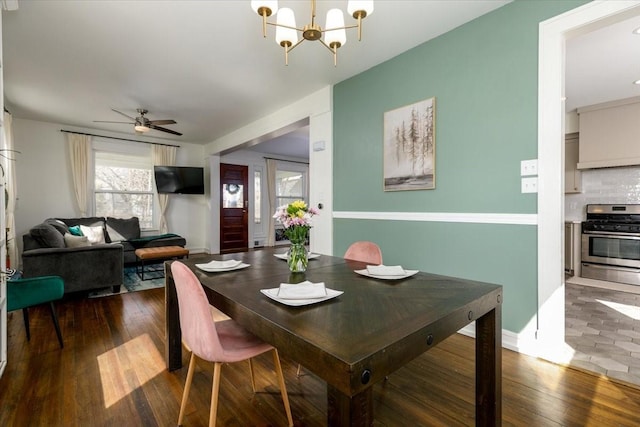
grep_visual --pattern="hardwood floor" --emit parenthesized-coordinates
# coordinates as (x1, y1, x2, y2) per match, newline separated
(3, 289, 640, 426)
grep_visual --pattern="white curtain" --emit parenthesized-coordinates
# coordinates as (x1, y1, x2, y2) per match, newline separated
(266, 158, 277, 246)
(2, 111, 18, 268)
(66, 133, 91, 217)
(152, 144, 177, 234)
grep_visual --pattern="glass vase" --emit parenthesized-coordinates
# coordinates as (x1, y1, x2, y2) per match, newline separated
(287, 242, 308, 273)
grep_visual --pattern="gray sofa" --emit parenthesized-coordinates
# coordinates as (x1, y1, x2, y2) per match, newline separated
(21, 216, 186, 294)
(22, 217, 124, 294)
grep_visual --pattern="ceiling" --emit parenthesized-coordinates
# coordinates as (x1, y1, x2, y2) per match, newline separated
(4, 1, 637, 158)
(2, 0, 510, 148)
(565, 12, 640, 113)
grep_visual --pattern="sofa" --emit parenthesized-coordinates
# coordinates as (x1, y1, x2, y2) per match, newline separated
(21, 216, 186, 294)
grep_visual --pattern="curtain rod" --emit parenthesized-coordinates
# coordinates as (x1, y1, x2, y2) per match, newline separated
(60, 130, 180, 148)
(263, 156, 308, 165)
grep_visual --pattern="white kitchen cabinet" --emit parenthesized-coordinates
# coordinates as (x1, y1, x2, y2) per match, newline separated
(577, 96, 640, 169)
(565, 132, 581, 193)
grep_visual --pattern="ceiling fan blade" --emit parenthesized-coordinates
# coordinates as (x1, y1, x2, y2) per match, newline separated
(111, 108, 137, 121)
(93, 120, 135, 124)
(149, 124, 183, 136)
(148, 119, 176, 125)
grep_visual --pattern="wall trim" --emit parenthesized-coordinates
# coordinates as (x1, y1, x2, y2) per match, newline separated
(333, 211, 538, 226)
(458, 324, 535, 357)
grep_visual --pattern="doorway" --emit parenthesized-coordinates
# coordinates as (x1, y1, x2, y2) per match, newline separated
(220, 163, 249, 252)
(537, 0, 640, 363)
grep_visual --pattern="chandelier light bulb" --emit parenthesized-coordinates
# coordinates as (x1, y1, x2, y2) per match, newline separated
(325, 9, 346, 47)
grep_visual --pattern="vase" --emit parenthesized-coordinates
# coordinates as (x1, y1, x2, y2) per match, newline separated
(287, 242, 308, 273)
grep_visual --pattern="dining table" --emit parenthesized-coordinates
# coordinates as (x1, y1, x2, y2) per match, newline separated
(164, 248, 502, 426)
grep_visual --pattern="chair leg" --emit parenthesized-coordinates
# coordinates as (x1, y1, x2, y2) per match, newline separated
(22, 308, 30, 341)
(248, 358, 256, 393)
(210, 362, 222, 427)
(178, 352, 197, 426)
(296, 363, 302, 377)
(49, 302, 64, 349)
(272, 349, 294, 427)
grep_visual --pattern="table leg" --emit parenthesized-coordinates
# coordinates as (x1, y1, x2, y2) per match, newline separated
(164, 264, 183, 371)
(327, 384, 373, 427)
(475, 306, 502, 426)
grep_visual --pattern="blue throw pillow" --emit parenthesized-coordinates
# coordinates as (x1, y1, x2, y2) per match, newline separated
(69, 225, 83, 236)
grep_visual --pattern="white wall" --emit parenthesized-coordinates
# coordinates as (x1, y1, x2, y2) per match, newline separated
(205, 86, 333, 255)
(12, 118, 208, 258)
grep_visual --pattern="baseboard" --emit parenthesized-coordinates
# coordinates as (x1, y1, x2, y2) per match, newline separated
(457, 323, 536, 356)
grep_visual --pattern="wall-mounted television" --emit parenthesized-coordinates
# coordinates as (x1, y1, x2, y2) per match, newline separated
(154, 166, 205, 194)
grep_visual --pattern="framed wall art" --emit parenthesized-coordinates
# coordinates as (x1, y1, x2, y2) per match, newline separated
(383, 97, 436, 191)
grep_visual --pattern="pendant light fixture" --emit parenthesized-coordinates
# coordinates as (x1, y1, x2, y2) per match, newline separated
(251, 0, 374, 66)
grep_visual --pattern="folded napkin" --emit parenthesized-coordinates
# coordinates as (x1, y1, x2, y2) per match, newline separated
(277, 281, 327, 299)
(366, 264, 406, 276)
(196, 259, 242, 269)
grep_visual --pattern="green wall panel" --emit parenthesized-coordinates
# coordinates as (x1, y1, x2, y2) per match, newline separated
(334, 0, 586, 213)
(332, 0, 588, 333)
(334, 219, 537, 332)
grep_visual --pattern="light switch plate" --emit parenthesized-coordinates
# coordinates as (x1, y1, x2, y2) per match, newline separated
(521, 159, 538, 176)
(313, 140, 325, 152)
(521, 177, 538, 193)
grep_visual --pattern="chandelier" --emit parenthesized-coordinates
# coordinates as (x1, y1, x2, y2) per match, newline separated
(251, 0, 374, 66)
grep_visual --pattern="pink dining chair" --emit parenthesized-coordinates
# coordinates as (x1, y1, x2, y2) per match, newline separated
(171, 261, 293, 427)
(344, 241, 383, 265)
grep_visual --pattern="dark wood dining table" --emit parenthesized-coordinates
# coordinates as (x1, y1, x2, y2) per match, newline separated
(164, 248, 502, 426)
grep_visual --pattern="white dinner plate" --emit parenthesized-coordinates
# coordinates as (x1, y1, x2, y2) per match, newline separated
(260, 287, 343, 306)
(354, 269, 419, 280)
(195, 263, 250, 273)
(196, 259, 242, 269)
(273, 252, 321, 260)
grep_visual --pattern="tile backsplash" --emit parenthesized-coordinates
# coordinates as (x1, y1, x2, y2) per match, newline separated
(565, 166, 640, 221)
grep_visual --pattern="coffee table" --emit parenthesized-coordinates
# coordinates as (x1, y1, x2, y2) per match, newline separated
(135, 246, 188, 280)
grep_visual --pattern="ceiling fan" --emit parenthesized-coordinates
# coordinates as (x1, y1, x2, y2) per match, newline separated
(94, 108, 183, 136)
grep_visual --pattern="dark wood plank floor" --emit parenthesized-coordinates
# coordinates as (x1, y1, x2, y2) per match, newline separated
(3, 288, 640, 426)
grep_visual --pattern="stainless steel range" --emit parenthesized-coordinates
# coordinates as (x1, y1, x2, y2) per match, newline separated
(581, 204, 640, 285)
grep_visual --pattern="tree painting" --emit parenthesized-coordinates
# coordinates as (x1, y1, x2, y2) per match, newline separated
(383, 97, 435, 191)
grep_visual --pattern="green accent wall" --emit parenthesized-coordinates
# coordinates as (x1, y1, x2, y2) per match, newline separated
(333, 0, 588, 333)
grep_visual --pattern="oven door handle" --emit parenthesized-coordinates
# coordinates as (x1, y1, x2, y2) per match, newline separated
(583, 230, 640, 239)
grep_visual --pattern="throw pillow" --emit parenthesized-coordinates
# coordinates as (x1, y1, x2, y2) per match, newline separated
(64, 233, 90, 248)
(30, 223, 66, 248)
(80, 225, 105, 245)
(105, 217, 140, 242)
(68, 225, 83, 236)
(44, 218, 69, 236)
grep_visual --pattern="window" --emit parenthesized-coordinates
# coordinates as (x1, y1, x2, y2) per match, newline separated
(254, 170, 261, 224)
(274, 167, 307, 244)
(94, 151, 155, 229)
(275, 169, 304, 208)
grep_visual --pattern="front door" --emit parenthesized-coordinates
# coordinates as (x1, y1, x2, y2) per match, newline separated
(220, 163, 248, 252)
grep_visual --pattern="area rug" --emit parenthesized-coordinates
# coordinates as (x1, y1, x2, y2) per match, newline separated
(88, 263, 165, 298)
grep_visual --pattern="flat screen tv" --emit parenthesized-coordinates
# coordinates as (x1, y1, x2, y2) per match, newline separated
(154, 166, 205, 194)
